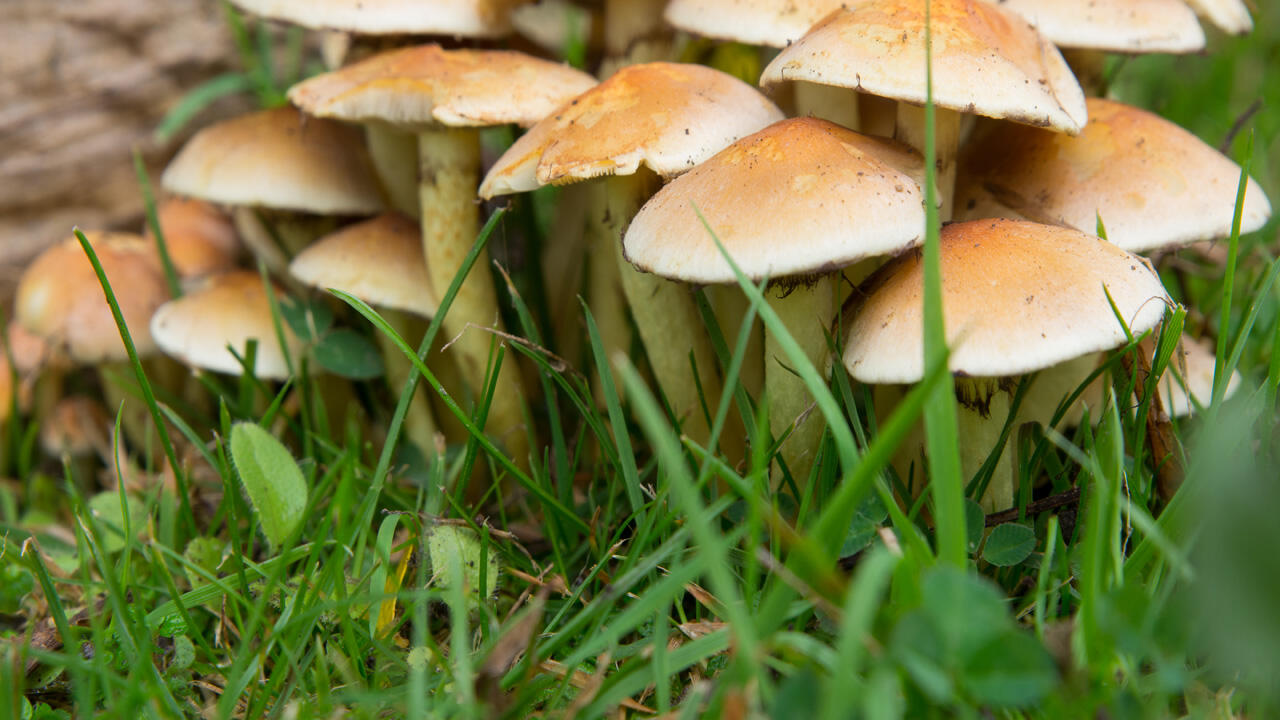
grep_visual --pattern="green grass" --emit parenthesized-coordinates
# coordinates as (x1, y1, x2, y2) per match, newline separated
(4, 9, 1280, 720)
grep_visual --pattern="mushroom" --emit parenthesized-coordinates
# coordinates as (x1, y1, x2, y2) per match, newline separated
(760, 0, 1087, 219)
(150, 271, 304, 382)
(161, 106, 384, 275)
(956, 97, 1271, 253)
(843, 219, 1170, 511)
(288, 45, 599, 463)
(662, 0, 858, 127)
(480, 62, 785, 445)
(624, 117, 927, 483)
(289, 213, 443, 458)
(16, 232, 171, 449)
(143, 198, 241, 283)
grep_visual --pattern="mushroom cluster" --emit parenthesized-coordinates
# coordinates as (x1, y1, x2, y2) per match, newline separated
(7, 0, 1266, 518)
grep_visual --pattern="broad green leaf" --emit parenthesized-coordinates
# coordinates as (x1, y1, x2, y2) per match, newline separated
(313, 329, 385, 379)
(87, 492, 143, 554)
(982, 523, 1036, 567)
(962, 630, 1059, 707)
(840, 493, 889, 558)
(182, 537, 227, 591)
(921, 567, 1011, 659)
(229, 422, 308, 548)
(426, 526, 501, 606)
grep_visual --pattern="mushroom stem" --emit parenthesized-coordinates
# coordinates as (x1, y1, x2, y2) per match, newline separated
(375, 307, 439, 459)
(707, 285, 763, 398)
(231, 209, 335, 280)
(603, 172, 720, 444)
(953, 377, 1016, 513)
(793, 81, 860, 131)
(365, 124, 421, 218)
(766, 275, 835, 486)
(416, 126, 528, 465)
(587, 185, 631, 401)
(544, 184, 591, 366)
(894, 104, 961, 220)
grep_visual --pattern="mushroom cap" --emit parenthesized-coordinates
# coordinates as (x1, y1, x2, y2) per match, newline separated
(956, 98, 1271, 253)
(40, 396, 108, 458)
(480, 62, 785, 197)
(161, 107, 385, 215)
(1185, 0, 1253, 35)
(144, 198, 241, 279)
(663, 0, 845, 48)
(996, 0, 1204, 53)
(625, 117, 927, 284)
(759, 0, 1087, 133)
(227, 0, 529, 37)
(16, 233, 169, 364)
(843, 219, 1170, 383)
(150, 271, 303, 380)
(6, 320, 51, 377)
(290, 213, 439, 318)
(287, 45, 598, 131)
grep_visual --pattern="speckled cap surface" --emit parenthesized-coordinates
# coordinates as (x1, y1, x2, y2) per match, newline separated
(288, 45, 597, 130)
(625, 118, 927, 284)
(480, 62, 785, 197)
(843, 219, 1170, 383)
(956, 98, 1271, 253)
(760, 0, 1087, 133)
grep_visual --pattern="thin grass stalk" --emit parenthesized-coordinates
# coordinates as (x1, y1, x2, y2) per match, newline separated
(919, 3, 968, 568)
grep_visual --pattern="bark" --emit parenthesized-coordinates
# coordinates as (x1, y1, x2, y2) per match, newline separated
(0, 0, 241, 281)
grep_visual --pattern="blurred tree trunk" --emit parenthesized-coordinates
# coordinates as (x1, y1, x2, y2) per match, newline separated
(0, 0, 243, 293)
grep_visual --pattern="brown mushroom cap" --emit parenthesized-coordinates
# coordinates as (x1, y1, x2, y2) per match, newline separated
(161, 107, 385, 216)
(663, 0, 845, 48)
(228, 0, 530, 37)
(956, 98, 1271, 253)
(290, 213, 439, 318)
(843, 219, 1170, 383)
(16, 233, 169, 364)
(144, 198, 241, 279)
(625, 117, 927, 284)
(287, 45, 598, 131)
(759, 0, 1087, 133)
(480, 62, 785, 197)
(150, 271, 303, 380)
(997, 0, 1204, 53)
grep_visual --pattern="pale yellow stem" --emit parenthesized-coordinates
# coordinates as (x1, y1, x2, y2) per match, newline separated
(895, 104, 961, 221)
(766, 276, 835, 486)
(706, 285, 763, 398)
(603, 173, 720, 445)
(417, 127, 528, 465)
(365, 124, 420, 218)
(793, 81, 860, 131)
(586, 183, 632, 403)
(544, 183, 591, 366)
